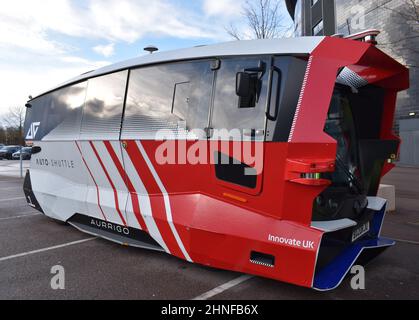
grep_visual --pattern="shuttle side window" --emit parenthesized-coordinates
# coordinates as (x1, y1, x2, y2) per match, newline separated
(24, 82, 88, 142)
(121, 60, 213, 140)
(211, 57, 269, 140)
(24, 94, 51, 142)
(80, 71, 128, 141)
(43, 82, 87, 141)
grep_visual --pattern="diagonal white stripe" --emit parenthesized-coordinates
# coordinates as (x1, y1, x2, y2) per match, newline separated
(94, 141, 130, 224)
(136, 141, 192, 263)
(288, 55, 313, 142)
(75, 141, 108, 222)
(122, 146, 170, 253)
(86, 141, 122, 224)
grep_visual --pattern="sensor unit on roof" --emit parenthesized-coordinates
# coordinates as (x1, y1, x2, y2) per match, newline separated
(344, 29, 380, 45)
(144, 45, 159, 54)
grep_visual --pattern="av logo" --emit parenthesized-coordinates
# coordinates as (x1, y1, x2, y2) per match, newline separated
(26, 122, 41, 139)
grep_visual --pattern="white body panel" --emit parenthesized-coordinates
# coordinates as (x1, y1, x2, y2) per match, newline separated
(79, 141, 130, 226)
(30, 139, 174, 254)
(30, 141, 88, 221)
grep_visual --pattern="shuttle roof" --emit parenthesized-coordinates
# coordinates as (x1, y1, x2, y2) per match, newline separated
(33, 37, 324, 99)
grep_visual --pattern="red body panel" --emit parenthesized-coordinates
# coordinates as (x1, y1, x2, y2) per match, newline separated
(120, 38, 408, 288)
(119, 140, 324, 287)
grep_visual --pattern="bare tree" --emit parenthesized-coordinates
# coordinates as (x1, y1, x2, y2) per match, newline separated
(378, 0, 419, 68)
(2, 106, 25, 131)
(226, 0, 292, 40)
(1, 106, 26, 145)
(0, 126, 6, 145)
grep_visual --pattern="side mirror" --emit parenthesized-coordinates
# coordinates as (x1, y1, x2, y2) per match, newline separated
(32, 146, 42, 154)
(236, 72, 260, 108)
(236, 72, 251, 97)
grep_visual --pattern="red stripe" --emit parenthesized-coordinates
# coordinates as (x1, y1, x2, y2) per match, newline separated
(74, 141, 107, 221)
(103, 141, 148, 231)
(89, 141, 127, 226)
(125, 140, 185, 258)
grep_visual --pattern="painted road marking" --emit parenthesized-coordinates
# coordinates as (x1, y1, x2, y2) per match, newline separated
(0, 197, 26, 202)
(0, 238, 97, 262)
(0, 213, 42, 221)
(192, 275, 253, 300)
(394, 238, 419, 246)
(0, 186, 23, 190)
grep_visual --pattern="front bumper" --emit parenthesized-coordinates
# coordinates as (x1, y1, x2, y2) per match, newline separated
(312, 197, 394, 291)
(23, 170, 44, 213)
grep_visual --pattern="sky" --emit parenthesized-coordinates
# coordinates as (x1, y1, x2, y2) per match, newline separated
(0, 0, 292, 116)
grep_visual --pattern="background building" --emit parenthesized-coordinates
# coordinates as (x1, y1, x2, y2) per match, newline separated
(285, 0, 419, 166)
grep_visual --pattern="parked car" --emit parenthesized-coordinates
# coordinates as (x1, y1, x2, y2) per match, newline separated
(0, 146, 22, 160)
(12, 147, 32, 160)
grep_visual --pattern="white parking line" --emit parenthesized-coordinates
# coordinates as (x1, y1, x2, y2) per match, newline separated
(0, 187, 23, 191)
(0, 197, 26, 203)
(394, 238, 419, 246)
(192, 275, 253, 300)
(0, 237, 97, 262)
(0, 213, 42, 221)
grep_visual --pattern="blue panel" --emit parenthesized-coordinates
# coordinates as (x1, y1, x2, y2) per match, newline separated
(313, 238, 395, 291)
(371, 203, 386, 236)
(313, 199, 395, 291)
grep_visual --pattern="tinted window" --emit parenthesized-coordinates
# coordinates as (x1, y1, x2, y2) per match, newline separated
(211, 57, 269, 140)
(24, 94, 52, 141)
(44, 82, 87, 141)
(214, 152, 257, 189)
(24, 82, 87, 141)
(121, 60, 213, 140)
(80, 71, 128, 140)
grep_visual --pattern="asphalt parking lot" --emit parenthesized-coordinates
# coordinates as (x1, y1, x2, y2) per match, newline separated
(0, 160, 418, 300)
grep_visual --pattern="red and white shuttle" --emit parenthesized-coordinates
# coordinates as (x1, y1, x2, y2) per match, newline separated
(23, 35, 409, 290)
